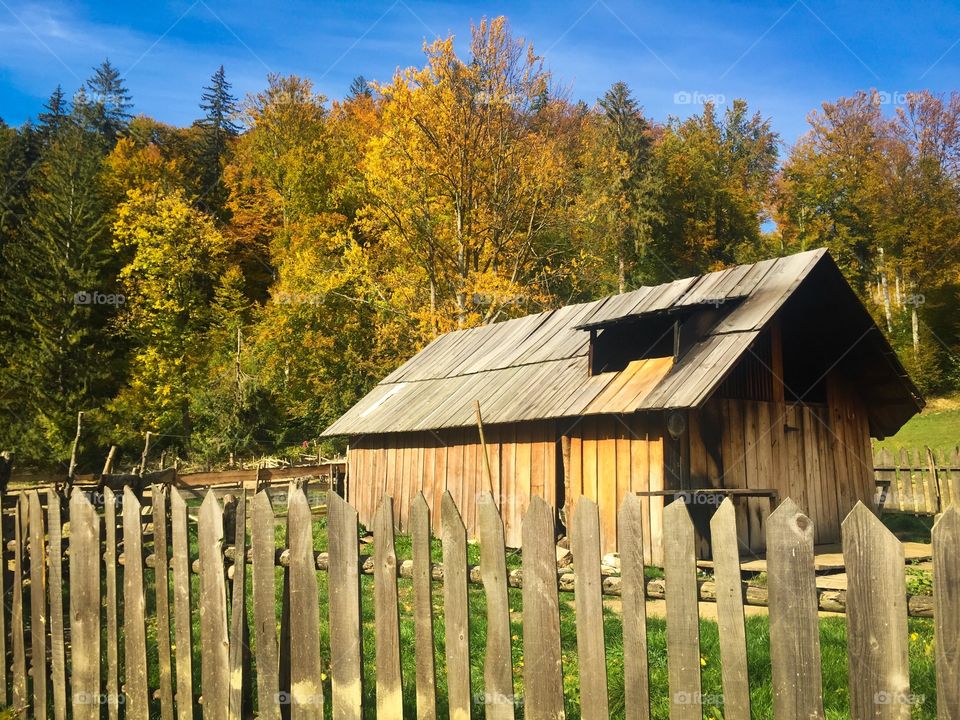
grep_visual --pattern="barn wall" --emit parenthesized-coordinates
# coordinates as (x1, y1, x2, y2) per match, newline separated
(347, 420, 558, 547)
(565, 414, 666, 564)
(689, 376, 874, 552)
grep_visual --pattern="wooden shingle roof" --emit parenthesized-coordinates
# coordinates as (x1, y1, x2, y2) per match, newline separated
(323, 248, 917, 436)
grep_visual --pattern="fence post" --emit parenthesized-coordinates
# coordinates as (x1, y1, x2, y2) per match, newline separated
(619, 494, 650, 720)
(663, 499, 700, 720)
(327, 490, 363, 720)
(103, 487, 120, 720)
(251, 492, 280, 719)
(47, 491, 67, 720)
(11, 495, 26, 715)
(228, 491, 250, 720)
(169, 488, 195, 720)
(933, 506, 960, 718)
(411, 493, 437, 720)
(374, 495, 403, 719)
(573, 497, 609, 720)
(198, 492, 229, 720)
(123, 486, 150, 720)
(28, 491, 48, 720)
(767, 498, 824, 720)
(153, 485, 175, 720)
(441, 491, 472, 720)
(69, 489, 101, 720)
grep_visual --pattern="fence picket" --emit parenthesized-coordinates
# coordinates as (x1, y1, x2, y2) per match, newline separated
(933, 506, 960, 718)
(767, 498, 824, 719)
(411, 493, 437, 720)
(170, 488, 195, 720)
(103, 487, 120, 720)
(709, 498, 750, 720)
(843, 502, 911, 719)
(572, 497, 608, 719)
(198, 492, 230, 720)
(28, 491, 47, 720)
(11, 496, 26, 714)
(251, 492, 280, 720)
(373, 495, 403, 719)
(69, 490, 100, 720)
(47, 491, 67, 720)
(228, 492, 250, 719)
(123, 486, 150, 720)
(0, 492, 7, 708)
(618, 494, 650, 720)
(152, 485, 175, 720)
(521, 496, 564, 720)
(441, 491, 472, 720)
(662, 499, 700, 720)
(327, 490, 363, 720)
(478, 491, 516, 720)
(287, 487, 324, 718)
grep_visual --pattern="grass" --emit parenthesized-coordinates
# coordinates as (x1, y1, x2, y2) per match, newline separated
(872, 394, 960, 453)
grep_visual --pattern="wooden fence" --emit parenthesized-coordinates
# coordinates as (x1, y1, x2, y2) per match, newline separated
(1, 485, 958, 719)
(874, 447, 960, 515)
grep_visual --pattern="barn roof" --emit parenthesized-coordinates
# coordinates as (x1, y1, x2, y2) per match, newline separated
(323, 248, 923, 438)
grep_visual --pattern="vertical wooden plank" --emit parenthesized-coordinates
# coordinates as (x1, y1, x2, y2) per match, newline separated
(597, 416, 618, 554)
(648, 434, 665, 567)
(152, 485, 175, 720)
(933, 507, 960, 718)
(123, 486, 150, 720)
(28, 491, 47, 720)
(198, 492, 230, 720)
(741, 402, 764, 553)
(582, 417, 599, 503)
(228, 491, 249, 719)
(899, 448, 917, 513)
(0, 486, 7, 708)
(11, 496, 26, 715)
(499, 425, 515, 542)
(442, 491, 472, 720)
(619, 494, 650, 720)
(513, 424, 533, 548)
(288, 488, 324, 718)
(709, 499, 750, 720)
(522, 496, 564, 719)
(411, 494, 437, 720)
(877, 448, 898, 511)
(46, 491, 66, 720)
(170, 489, 195, 720)
(478, 492, 516, 720)
(662, 499, 700, 720)
(766, 498, 824, 720)
(69, 490, 100, 720)
(252, 492, 280, 720)
(328, 491, 363, 720)
(842, 502, 910, 719)
(572, 497, 609, 720)
(374, 496, 403, 719)
(629, 417, 653, 567)
(103, 487, 120, 720)
(432, 440, 448, 537)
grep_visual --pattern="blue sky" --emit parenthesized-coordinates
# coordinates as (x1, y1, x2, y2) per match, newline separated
(2, 0, 960, 147)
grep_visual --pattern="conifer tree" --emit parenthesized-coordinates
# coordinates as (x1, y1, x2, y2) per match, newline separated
(83, 59, 132, 141)
(197, 65, 240, 220)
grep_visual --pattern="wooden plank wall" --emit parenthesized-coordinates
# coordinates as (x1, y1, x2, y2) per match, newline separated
(689, 382, 874, 552)
(348, 421, 557, 546)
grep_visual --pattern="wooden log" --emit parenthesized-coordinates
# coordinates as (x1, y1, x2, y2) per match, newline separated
(68, 410, 84, 479)
(102, 444, 117, 475)
(69, 490, 101, 720)
(843, 502, 911, 719)
(767, 498, 824, 719)
(478, 491, 516, 720)
(170, 488, 195, 720)
(619, 494, 650, 720)
(572, 497, 608, 720)
(709, 498, 750, 720)
(522, 496, 564, 719)
(373, 496, 403, 719)
(152, 485, 175, 720)
(104, 487, 120, 720)
(198, 492, 230, 720)
(663, 499, 700, 720)
(47, 491, 67, 720)
(228, 491, 250, 720)
(411, 493, 437, 720)
(441, 491, 472, 720)
(123, 486, 150, 720)
(252, 492, 280, 720)
(327, 490, 363, 720)
(933, 506, 960, 719)
(11, 496, 26, 714)
(28, 491, 48, 720)
(287, 487, 324, 718)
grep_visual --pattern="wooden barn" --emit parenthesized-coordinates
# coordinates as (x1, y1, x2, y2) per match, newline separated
(322, 249, 923, 564)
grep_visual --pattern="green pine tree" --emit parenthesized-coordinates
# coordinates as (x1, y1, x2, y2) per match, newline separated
(197, 65, 240, 221)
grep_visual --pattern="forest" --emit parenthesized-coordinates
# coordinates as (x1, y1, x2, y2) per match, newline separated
(0, 17, 957, 470)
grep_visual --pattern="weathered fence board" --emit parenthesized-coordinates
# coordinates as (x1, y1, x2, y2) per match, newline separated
(709, 498, 751, 720)
(663, 499, 700, 720)
(767, 498, 824, 719)
(228, 491, 250, 720)
(198, 492, 230, 720)
(170, 488, 195, 720)
(0, 493, 7, 708)
(69, 490, 101, 720)
(104, 487, 120, 720)
(572, 497, 609, 720)
(618, 494, 650, 720)
(522, 496, 565, 720)
(478, 491, 516, 720)
(288, 487, 324, 718)
(933, 506, 960, 719)
(252, 492, 280, 720)
(11, 496, 26, 714)
(123, 487, 150, 720)
(153, 485, 175, 720)
(411, 493, 438, 720)
(327, 490, 363, 720)
(441, 491, 472, 720)
(28, 491, 48, 720)
(374, 496, 403, 719)
(47, 491, 67, 720)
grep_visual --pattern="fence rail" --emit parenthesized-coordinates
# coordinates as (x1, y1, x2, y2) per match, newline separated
(1, 485, 958, 718)
(874, 447, 960, 515)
